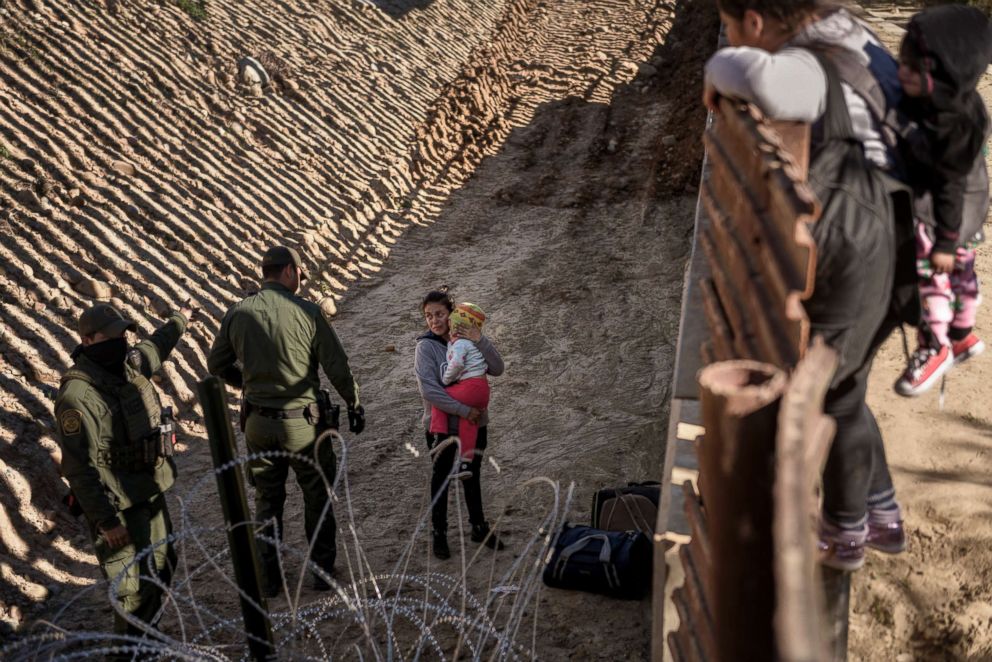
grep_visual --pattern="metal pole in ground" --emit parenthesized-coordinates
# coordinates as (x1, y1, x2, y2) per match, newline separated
(198, 376, 276, 661)
(821, 567, 851, 661)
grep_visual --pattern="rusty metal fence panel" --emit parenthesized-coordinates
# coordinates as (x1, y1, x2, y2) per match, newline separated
(699, 98, 818, 369)
(657, 98, 840, 661)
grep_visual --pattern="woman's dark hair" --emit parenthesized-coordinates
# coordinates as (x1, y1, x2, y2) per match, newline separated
(717, 0, 819, 29)
(420, 286, 454, 312)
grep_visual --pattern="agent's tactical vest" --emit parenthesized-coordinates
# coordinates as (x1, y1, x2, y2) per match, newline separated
(62, 365, 164, 472)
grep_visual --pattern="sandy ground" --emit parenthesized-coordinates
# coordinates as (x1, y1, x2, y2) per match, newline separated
(845, 6, 992, 660)
(6, 0, 988, 658)
(0, 0, 718, 657)
(0, 0, 520, 630)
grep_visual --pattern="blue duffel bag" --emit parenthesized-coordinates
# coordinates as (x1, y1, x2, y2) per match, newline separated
(542, 523, 652, 599)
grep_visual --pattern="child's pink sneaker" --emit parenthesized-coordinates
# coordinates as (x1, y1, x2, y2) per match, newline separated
(952, 333, 985, 365)
(894, 345, 954, 397)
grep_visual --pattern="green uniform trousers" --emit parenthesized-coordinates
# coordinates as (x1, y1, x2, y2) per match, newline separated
(92, 494, 175, 638)
(245, 412, 337, 585)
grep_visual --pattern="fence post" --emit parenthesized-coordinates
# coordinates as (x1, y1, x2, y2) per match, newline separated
(697, 360, 787, 660)
(822, 567, 851, 661)
(774, 339, 837, 661)
(197, 376, 276, 661)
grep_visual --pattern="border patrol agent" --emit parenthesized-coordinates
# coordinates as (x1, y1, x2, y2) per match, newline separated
(207, 246, 364, 595)
(55, 303, 190, 639)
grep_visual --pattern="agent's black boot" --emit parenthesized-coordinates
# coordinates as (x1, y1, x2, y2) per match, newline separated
(471, 522, 505, 551)
(312, 566, 337, 591)
(262, 561, 283, 598)
(432, 529, 451, 560)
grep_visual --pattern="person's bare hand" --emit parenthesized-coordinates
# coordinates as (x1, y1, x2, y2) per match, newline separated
(179, 299, 197, 322)
(703, 81, 721, 114)
(466, 407, 482, 424)
(931, 250, 956, 275)
(100, 523, 131, 551)
(460, 324, 482, 343)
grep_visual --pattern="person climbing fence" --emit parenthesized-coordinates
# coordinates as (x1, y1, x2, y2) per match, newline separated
(704, 0, 917, 570)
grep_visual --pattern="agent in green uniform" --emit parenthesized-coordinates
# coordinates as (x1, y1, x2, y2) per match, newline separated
(207, 246, 365, 595)
(55, 302, 191, 640)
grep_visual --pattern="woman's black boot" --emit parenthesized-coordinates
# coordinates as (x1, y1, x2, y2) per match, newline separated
(432, 529, 450, 559)
(471, 523, 505, 550)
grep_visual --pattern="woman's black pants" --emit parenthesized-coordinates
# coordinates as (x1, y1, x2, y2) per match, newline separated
(425, 427, 487, 533)
(821, 319, 898, 528)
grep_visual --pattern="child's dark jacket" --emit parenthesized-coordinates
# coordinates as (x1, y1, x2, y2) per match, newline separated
(900, 5, 992, 252)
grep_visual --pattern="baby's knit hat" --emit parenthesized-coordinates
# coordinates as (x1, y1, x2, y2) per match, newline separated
(450, 302, 486, 332)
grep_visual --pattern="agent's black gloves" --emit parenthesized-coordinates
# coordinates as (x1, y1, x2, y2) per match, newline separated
(348, 404, 365, 435)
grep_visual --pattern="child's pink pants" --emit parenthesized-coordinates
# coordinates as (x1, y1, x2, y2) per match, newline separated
(430, 377, 490, 462)
(915, 223, 981, 348)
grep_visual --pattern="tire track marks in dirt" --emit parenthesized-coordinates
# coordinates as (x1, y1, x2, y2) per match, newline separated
(1, 0, 518, 629)
(0, 0, 679, 634)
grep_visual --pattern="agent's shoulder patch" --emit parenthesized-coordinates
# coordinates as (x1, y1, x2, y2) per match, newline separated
(59, 408, 83, 436)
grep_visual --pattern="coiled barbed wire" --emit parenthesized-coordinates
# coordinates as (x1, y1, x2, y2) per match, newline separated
(4, 431, 577, 661)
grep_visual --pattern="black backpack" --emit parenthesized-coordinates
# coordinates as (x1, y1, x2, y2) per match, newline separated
(804, 52, 916, 385)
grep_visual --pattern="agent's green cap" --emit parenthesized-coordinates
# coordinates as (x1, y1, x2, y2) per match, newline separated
(78, 303, 137, 338)
(261, 245, 307, 280)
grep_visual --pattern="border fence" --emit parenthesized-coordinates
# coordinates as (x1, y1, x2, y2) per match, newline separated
(653, 97, 853, 661)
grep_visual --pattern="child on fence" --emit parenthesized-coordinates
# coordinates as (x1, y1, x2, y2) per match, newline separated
(893, 5, 992, 397)
(429, 303, 490, 478)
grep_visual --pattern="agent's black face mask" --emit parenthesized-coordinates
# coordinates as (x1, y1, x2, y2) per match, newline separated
(82, 337, 128, 377)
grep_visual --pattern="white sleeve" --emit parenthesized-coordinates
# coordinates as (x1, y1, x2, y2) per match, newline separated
(705, 46, 827, 123)
(442, 342, 467, 385)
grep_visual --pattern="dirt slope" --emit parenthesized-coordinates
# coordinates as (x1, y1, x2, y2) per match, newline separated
(0, 0, 718, 654)
(0, 0, 513, 630)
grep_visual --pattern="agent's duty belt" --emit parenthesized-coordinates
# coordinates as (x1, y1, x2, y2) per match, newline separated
(253, 405, 308, 420)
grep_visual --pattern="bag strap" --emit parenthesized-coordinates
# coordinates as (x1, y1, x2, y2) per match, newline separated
(821, 48, 887, 126)
(554, 533, 615, 585)
(807, 48, 858, 144)
(560, 534, 612, 563)
(603, 492, 653, 533)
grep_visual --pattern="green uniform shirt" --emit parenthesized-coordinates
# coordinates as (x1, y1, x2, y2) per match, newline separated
(54, 314, 187, 528)
(207, 282, 359, 410)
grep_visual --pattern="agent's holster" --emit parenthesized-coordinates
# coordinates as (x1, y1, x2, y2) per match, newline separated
(239, 397, 252, 432)
(316, 389, 340, 431)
